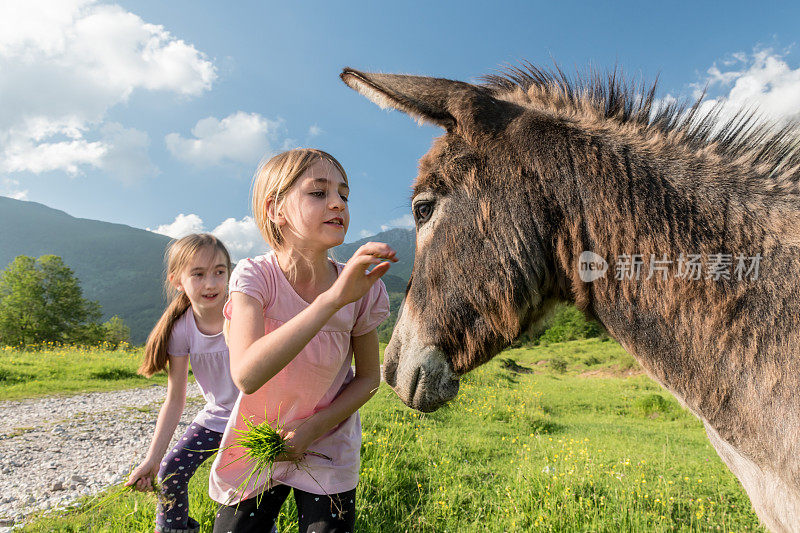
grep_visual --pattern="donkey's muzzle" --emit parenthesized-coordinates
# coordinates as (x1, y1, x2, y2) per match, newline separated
(383, 342, 460, 412)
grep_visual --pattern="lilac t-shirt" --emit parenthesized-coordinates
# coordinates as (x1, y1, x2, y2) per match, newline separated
(166, 310, 239, 433)
(208, 251, 390, 503)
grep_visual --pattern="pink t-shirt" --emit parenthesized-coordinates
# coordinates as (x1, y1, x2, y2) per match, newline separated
(208, 251, 390, 503)
(166, 310, 238, 433)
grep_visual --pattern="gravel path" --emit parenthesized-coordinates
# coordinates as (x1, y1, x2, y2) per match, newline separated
(0, 384, 206, 529)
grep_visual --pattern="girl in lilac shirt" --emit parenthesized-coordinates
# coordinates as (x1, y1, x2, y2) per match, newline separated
(126, 234, 238, 533)
(210, 149, 393, 532)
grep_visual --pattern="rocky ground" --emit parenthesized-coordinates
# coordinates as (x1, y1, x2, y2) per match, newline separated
(0, 384, 205, 529)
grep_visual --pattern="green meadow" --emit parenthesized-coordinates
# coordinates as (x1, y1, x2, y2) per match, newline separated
(13, 338, 764, 531)
(0, 344, 169, 400)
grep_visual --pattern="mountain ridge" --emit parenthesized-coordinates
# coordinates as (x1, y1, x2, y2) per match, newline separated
(0, 196, 415, 343)
(0, 196, 171, 343)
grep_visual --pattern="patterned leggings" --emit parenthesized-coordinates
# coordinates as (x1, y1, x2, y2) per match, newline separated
(157, 422, 223, 531)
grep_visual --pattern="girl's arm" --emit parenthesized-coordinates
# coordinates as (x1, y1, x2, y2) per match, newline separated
(228, 242, 395, 394)
(227, 290, 338, 394)
(280, 328, 381, 460)
(125, 354, 189, 491)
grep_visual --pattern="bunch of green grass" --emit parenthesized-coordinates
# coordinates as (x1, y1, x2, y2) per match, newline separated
(232, 414, 288, 492)
(225, 414, 330, 506)
(88, 474, 175, 514)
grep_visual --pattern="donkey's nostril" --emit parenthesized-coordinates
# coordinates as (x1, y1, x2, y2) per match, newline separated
(382, 358, 398, 387)
(382, 338, 401, 387)
(409, 366, 422, 403)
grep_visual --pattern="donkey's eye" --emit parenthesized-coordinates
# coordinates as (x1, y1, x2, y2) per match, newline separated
(414, 202, 433, 224)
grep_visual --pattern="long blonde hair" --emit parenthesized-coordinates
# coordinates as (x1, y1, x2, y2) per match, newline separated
(252, 148, 348, 250)
(139, 234, 232, 377)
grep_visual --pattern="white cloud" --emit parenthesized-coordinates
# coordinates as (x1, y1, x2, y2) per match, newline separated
(211, 216, 268, 261)
(358, 229, 373, 239)
(280, 137, 299, 151)
(1, 138, 107, 175)
(1, 178, 28, 200)
(0, 122, 157, 182)
(308, 124, 323, 137)
(166, 112, 284, 167)
(0, 0, 215, 177)
(692, 48, 800, 126)
(149, 213, 267, 262)
(150, 213, 204, 239)
(380, 214, 414, 232)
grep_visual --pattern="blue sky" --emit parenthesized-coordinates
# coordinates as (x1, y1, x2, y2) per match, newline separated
(2, 1, 799, 260)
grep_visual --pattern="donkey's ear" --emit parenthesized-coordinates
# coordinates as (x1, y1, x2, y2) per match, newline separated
(341, 68, 490, 131)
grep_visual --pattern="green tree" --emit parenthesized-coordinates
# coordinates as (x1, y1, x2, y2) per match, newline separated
(102, 315, 131, 348)
(0, 255, 101, 346)
(537, 304, 605, 345)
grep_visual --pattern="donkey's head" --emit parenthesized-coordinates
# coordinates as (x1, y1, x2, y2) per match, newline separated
(342, 69, 560, 411)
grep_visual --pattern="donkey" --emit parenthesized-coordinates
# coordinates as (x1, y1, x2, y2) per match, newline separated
(341, 65, 800, 532)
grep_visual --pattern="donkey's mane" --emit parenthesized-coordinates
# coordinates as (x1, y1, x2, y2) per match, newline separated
(481, 63, 800, 182)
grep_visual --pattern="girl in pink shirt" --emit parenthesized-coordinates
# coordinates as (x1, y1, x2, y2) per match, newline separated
(126, 234, 238, 533)
(210, 149, 393, 532)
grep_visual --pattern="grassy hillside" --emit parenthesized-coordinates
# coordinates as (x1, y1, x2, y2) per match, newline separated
(20, 339, 763, 531)
(0, 345, 168, 400)
(0, 197, 170, 344)
(0, 198, 417, 345)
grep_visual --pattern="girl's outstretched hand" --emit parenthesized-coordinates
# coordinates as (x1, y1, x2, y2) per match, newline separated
(326, 242, 397, 309)
(125, 459, 159, 492)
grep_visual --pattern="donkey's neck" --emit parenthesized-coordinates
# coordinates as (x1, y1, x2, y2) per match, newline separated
(541, 130, 800, 435)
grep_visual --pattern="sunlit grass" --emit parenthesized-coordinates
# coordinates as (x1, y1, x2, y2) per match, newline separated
(0, 344, 170, 400)
(18, 339, 764, 531)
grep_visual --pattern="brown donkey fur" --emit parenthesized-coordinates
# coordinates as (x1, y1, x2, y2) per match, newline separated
(342, 64, 800, 531)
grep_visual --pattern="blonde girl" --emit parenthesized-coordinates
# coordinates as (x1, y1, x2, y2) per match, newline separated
(209, 149, 395, 532)
(126, 234, 238, 533)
